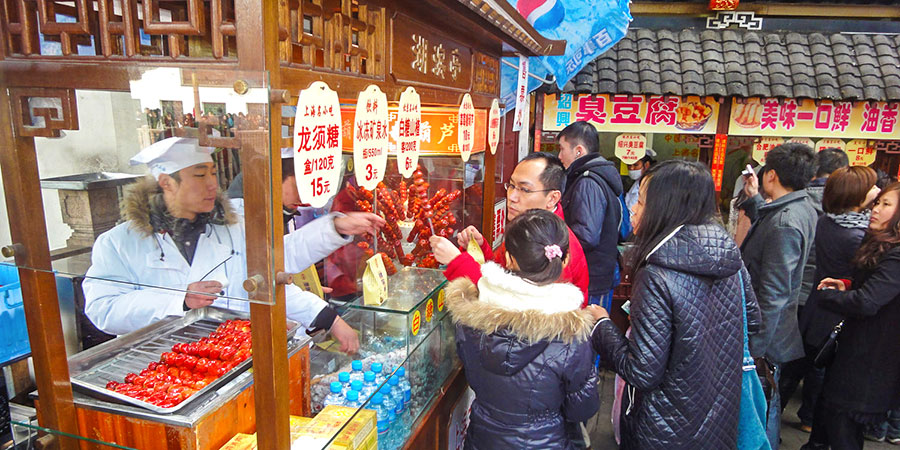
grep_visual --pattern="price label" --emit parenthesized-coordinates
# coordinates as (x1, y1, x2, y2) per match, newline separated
(353, 85, 389, 190)
(437, 289, 445, 312)
(752, 137, 785, 164)
(293, 81, 342, 208)
(614, 133, 647, 165)
(411, 310, 421, 336)
(397, 87, 422, 178)
(786, 137, 814, 149)
(815, 138, 846, 152)
(846, 139, 876, 167)
(488, 99, 501, 155)
(458, 93, 476, 162)
(425, 298, 434, 322)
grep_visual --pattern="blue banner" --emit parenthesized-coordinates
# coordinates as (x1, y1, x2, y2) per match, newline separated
(500, 0, 632, 114)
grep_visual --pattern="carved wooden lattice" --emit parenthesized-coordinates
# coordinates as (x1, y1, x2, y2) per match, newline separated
(1, 0, 237, 60)
(10, 88, 79, 137)
(279, 0, 384, 77)
(875, 140, 900, 155)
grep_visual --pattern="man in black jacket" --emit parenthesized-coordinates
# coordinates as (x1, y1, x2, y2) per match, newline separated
(741, 142, 818, 449)
(556, 121, 624, 308)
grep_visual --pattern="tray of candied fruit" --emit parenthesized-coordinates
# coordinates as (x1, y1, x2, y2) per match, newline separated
(67, 307, 299, 414)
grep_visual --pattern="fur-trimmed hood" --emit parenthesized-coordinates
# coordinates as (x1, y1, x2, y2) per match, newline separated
(445, 262, 594, 345)
(122, 176, 237, 237)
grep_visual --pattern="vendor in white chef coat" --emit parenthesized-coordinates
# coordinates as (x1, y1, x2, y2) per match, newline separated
(84, 137, 382, 353)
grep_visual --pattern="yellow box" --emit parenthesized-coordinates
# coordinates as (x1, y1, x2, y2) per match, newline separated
(291, 406, 377, 450)
(290, 415, 314, 441)
(360, 427, 378, 450)
(219, 433, 257, 450)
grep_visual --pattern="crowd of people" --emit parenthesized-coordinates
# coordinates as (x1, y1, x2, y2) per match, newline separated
(436, 121, 900, 450)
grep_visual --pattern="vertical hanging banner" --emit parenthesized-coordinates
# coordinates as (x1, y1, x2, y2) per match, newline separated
(512, 56, 529, 132)
(614, 133, 647, 164)
(846, 139, 876, 167)
(293, 81, 343, 208)
(354, 85, 389, 190)
(397, 87, 422, 177)
(712, 134, 728, 191)
(458, 93, 476, 162)
(488, 99, 501, 155)
(492, 199, 507, 250)
(752, 137, 784, 164)
(815, 138, 846, 152)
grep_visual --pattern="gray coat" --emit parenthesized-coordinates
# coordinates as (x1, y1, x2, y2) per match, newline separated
(741, 190, 818, 363)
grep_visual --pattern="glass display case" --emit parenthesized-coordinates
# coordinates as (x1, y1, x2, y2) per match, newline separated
(308, 266, 457, 448)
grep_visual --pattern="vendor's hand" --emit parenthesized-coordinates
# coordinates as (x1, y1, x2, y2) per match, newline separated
(743, 170, 759, 198)
(329, 316, 360, 354)
(456, 226, 484, 248)
(321, 286, 333, 295)
(184, 281, 223, 309)
(818, 278, 847, 291)
(430, 236, 461, 265)
(334, 212, 386, 236)
(586, 305, 610, 321)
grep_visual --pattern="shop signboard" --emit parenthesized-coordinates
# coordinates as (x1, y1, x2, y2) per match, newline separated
(815, 138, 846, 152)
(752, 137, 784, 164)
(391, 14, 473, 92)
(340, 106, 486, 156)
(544, 93, 720, 134)
(846, 139, 877, 167)
(729, 98, 900, 140)
(293, 81, 343, 208)
(488, 99, 501, 155)
(614, 133, 646, 164)
(459, 93, 476, 162)
(712, 134, 728, 191)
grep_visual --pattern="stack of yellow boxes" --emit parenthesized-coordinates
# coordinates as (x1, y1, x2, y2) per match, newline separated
(219, 409, 376, 450)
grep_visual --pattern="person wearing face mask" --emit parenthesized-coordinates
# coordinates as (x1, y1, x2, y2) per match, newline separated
(800, 182, 900, 450)
(624, 150, 657, 213)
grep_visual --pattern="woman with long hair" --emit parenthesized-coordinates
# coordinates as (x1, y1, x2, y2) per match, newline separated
(803, 182, 900, 450)
(586, 160, 761, 448)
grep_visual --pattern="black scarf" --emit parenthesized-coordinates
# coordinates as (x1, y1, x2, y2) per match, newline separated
(148, 192, 227, 265)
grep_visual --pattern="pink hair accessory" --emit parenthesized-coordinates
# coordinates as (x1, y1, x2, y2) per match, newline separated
(544, 244, 563, 261)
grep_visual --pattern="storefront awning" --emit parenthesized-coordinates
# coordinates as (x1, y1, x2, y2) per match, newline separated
(558, 28, 900, 102)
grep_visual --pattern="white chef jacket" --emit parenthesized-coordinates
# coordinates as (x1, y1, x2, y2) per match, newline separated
(83, 213, 351, 335)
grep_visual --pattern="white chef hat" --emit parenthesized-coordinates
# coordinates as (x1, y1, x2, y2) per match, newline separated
(129, 137, 215, 179)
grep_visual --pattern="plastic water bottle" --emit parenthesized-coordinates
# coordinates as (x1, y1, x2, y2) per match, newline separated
(349, 360, 364, 383)
(349, 379, 363, 396)
(371, 362, 385, 386)
(338, 371, 350, 385)
(343, 389, 361, 408)
(359, 371, 378, 401)
(323, 381, 344, 407)
(396, 367, 412, 405)
(371, 393, 391, 435)
(388, 376, 405, 413)
(378, 386, 398, 424)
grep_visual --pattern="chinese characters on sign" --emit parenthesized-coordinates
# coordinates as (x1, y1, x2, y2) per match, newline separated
(397, 87, 422, 178)
(815, 138, 846, 152)
(712, 134, 728, 192)
(339, 106, 487, 156)
(752, 137, 784, 164)
(846, 139, 877, 167)
(786, 137, 815, 149)
(293, 81, 343, 208)
(730, 98, 900, 139)
(492, 199, 507, 251)
(544, 93, 720, 135)
(614, 133, 647, 164)
(513, 56, 528, 132)
(488, 99, 500, 155)
(458, 94, 476, 162)
(353, 85, 389, 190)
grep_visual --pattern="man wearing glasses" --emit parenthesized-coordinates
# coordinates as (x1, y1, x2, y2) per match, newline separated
(430, 152, 589, 306)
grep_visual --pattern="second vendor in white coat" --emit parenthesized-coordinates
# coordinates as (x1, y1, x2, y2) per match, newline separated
(83, 138, 382, 353)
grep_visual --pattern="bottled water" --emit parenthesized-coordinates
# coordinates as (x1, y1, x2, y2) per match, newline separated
(378, 386, 398, 424)
(370, 393, 391, 435)
(343, 389, 361, 409)
(388, 376, 405, 413)
(396, 367, 412, 405)
(350, 379, 363, 395)
(359, 371, 378, 401)
(338, 371, 350, 385)
(349, 360, 364, 383)
(323, 381, 344, 407)
(371, 362, 386, 386)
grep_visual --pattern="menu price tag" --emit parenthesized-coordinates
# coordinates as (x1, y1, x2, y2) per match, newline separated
(293, 81, 342, 208)
(353, 85, 389, 191)
(458, 93, 476, 162)
(752, 137, 784, 164)
(815, 138, 846, 152)
(488, 99, 501, 155)
(397, 87, 422, 178)
(846, 139, 876, 167)
(614, 133, 647, 164)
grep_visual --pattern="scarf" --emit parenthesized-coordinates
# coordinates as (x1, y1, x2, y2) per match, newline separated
(826, 211, 870, 230)
(148, 192, 227, 265)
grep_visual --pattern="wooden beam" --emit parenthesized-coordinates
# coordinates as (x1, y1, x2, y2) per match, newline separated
(0, 86, 78, 449)
(630, 2, 900, 18)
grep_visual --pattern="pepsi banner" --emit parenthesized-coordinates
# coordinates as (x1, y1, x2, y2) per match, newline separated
(500, 0, 632, 114)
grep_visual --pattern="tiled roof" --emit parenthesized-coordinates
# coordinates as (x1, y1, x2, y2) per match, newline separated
(563, 28, 900, 101)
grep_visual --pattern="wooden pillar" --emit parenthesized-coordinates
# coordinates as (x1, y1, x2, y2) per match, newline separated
(235, 0, 291, 448)
(0, 86, 78, 449)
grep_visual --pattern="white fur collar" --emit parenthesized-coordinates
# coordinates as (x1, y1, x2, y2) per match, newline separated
(476, 262, 583, 314)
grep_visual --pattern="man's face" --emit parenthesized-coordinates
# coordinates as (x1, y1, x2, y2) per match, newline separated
(282, 175, 304, 211)
(557, 136, 581, 169)
(162, 163, 219, 219)
(506, 159, 560, 221)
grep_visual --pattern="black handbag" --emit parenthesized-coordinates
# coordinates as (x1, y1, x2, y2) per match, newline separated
(813, 320, 844, 368)
(754, 356, 776, 402)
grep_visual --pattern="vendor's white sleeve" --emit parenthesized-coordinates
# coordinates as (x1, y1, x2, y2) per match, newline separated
(283, 213, 352, 273)
(284, 284, 329, 330)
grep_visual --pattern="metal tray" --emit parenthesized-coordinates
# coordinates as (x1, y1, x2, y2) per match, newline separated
(67, 307, 300, 414)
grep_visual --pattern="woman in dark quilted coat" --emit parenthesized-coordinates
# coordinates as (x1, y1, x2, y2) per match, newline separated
(587, 160, 762, 449)
(442, 209, 599, 449)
